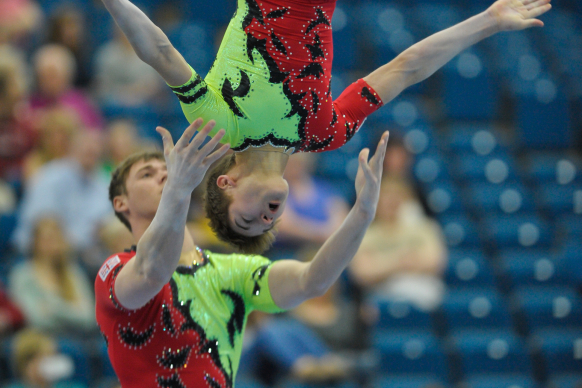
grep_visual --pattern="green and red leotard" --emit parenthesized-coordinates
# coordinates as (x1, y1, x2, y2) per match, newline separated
(170, 0, 383, 153)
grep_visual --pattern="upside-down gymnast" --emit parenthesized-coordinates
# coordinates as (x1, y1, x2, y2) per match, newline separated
(95, 120, 389, 387)
(101, 0, 551, 252)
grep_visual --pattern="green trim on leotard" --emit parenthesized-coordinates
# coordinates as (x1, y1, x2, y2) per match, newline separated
(169, 0, 303, 151)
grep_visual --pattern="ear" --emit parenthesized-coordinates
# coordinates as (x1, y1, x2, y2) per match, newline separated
(216, 175, 236, 190)
(113, 195, 129, 214)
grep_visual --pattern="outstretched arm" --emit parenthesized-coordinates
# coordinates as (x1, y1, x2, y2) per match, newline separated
(267, 132, 389, 310)
(364, 0, 552, 104)
(101, 0, 191, 85)
(114, 120, 230, 310)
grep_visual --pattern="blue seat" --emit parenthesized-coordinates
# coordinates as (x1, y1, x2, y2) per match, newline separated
(373, 299, 432, 332)
(444, 249, 496, 288)
(548, 373, 582, 388)
(441, 287, 513, 330)
(442, 51, 497, 120)
(452, 330, 532, 375)
(413, 155, 451, 184)
(482, 214, 552, 249)
(166, 22, 217, 77)
(331, 6, 357, 71)
(515, 87, 572, 149)
(447, 124, 502, 156)
(514, 286, 582, 331)
(557, 214, 582, 239)
(539, 183, 582, 214)
(0, 212, 17, 254)
(57, 338, 90, 386)
(500, 250, 570, 288)
(468, 183, 535, 215)
(454, 154, 517, 184)
(372, 330, 447, 379)
(526, 155, 581, 185)
(437, 214, 481, 248)
(424, 182, 464, 215)
(463, 373, 539, 388)
(176, 0, 235, 25)
(532, 329, 582, 375)
(375, 374, 449, 388)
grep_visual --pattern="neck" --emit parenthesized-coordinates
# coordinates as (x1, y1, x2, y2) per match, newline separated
(233, 145, 289, 178)
(130, 218, 197, 265)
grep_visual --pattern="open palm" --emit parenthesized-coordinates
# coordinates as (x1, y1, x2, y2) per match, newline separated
(488, 0, 551, 31)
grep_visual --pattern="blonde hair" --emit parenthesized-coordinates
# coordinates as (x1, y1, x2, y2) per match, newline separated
(13, 329, 56, 378)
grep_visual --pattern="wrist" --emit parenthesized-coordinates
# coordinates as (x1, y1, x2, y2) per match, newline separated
(482, 7, 503, 34)
(353, 199, 376, 224)
(163, 178, 193, 200)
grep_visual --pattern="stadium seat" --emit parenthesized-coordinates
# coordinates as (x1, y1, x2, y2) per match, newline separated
(538, 183, 582, 214)
(441, 287, 513, 330)
(331, 6, 357, 71)
(454, 154, 518, 184)
(482, 214, 552, 249)
(442, 51, 497, 120)
(372, 299, 432, 332)
(499, 249, 569, 288)
(444, 249, 496, 288)
(0, 212, 17, 254)
(375, 374, 449, 388)
(451, 329, 532, 375)
(437, 214, 482, 248)
(463, 373, 539, 388)
(547, 373, 582, 388)
(58, 338, 90, 386)
(372, 330, 448, 379)
(531, 329, 582, 375)
(467, 183, 535, 215)
(424, 182, 464, 215)
(514, 286, 582, 331)
(447, 124, 503, 156)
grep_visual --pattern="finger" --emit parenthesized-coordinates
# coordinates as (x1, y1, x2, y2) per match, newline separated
(524, 18, 544, 28)
(374, 131, 390, 166)
(524, 0, 550, 10)
(526, 3, 551, 19)
(189, 120, 217, 150)
(205, 143, 231, 165)
(200, 128, 227, 155)
(175, 118, 204, 149)
(358, 148, 374, 181)
(156, 127, 174, 156)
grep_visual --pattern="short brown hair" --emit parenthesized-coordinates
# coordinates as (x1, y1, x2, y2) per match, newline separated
(204, 154, 277, 254)
(109, 151, 164, 231)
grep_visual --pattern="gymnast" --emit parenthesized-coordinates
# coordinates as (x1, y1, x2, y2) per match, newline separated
(101, 0, 551, 252)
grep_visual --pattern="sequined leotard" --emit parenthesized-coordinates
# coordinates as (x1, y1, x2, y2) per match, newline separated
(170, 0, 383, 153)
(95, 248, 283, 388)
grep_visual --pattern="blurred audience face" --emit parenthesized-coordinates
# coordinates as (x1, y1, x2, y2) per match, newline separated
(376, 179, 414, 223)
(33, 44, 76, 99)
(37, 108, 80, 159)
(107, 120, 140, 163)
(284, 153, 316, 183)
(383, 142, 412, 178)
(49, 7, 85, 51)
(71, 130, 105, 173)
(0, 45, 28, 117)
(32, 218, 69, 266)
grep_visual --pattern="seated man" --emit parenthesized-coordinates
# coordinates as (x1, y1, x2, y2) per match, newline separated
(101, 0, 551, 252)
(95, 119, 388, 387)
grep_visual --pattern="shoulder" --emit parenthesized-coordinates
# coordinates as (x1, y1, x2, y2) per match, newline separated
(96, 251, 135, 283)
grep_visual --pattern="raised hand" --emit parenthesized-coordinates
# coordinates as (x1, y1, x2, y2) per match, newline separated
(354, 131, 389, 218)
(156, 118, 230, 195)
(488, 0, 551, 31)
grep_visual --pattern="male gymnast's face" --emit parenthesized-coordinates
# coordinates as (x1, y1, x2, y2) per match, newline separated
(225, 174, 289, 237)
(121, 158, 167, 221)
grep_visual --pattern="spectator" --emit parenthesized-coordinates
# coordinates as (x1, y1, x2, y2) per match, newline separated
(0, 0, 42, 48)
(46, 6, 93, 88)
(6, 328, 85, 388)
(8, 217, 95, 335)
(349, 177, 447, 312)
(93, 26, 163, 107)
(0, 44, 36, 182)
(275, 152, 349, 257)
(0, 281, 25, 337)
(383, 132, 432, 216)
(22, 107, 80, 184)
(100, 119, 151, 177)
(13, 129, 112, 264)
(29, 44, 104, 130)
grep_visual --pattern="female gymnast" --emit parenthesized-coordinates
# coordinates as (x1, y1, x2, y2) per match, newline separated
(101, 0, 551, 252)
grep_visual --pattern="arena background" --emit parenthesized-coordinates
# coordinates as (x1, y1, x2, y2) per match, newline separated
(0, 0, 581, 387)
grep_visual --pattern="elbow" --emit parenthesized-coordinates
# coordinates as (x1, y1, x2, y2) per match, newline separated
(397, 45, 427, 86)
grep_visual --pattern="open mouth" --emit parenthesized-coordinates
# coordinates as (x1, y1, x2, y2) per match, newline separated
(269, 203, 280, 212)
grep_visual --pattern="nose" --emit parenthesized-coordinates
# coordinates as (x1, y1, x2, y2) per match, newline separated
(261, 214, 274, 224)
